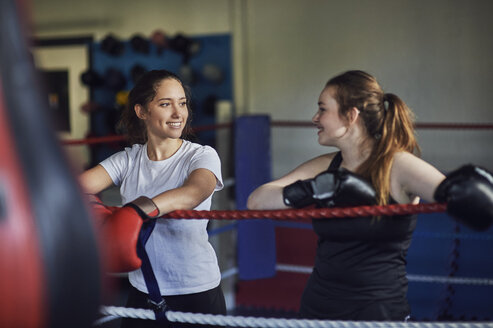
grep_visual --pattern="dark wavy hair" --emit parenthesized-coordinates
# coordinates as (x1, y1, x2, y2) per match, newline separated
(117, 69, 193, 144)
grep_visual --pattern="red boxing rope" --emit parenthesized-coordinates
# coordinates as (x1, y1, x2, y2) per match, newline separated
(61, 123, 233, 145)
(160, 202, 447, 221)
(271, 121, 493, 130)
(63, 135, 125, 145)
(60, 121, 493, 146)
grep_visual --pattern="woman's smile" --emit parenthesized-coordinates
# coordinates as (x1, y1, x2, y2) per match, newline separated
(167, 121, 183, 128)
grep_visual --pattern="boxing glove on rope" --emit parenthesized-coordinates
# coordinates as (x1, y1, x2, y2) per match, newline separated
(283, 168, 377, 208)
(87, 194, 118, 221)
(95, 196, 160, 272)
(434, 164, 493, 231)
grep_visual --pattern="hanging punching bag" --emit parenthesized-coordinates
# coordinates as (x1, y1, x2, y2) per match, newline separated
(0, 1, 102, 327)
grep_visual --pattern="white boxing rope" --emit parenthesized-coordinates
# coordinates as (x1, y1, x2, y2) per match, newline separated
(221, 266, 238, 280)
(108, 267, 237, 279)
(406, 274, 493, 286)
(277, 263, 312, 274)
(100, 306, 153, 321)
(223, 177, 235, 188)
(92, 314, 119, 326)
(276, 263, 493, 286)
(100, 306, 493, 328)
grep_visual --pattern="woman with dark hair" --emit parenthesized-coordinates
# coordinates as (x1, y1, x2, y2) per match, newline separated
(247, 70, 493, 321)
(80, 69, 226, 327)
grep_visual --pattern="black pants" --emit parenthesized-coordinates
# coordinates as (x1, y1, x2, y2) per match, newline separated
(121, 285, 226, 328)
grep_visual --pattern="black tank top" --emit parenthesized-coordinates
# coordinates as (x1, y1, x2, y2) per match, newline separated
(299, 152, 417, 320)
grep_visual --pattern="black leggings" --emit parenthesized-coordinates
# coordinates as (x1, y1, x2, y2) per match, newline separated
(121, 285, 226, 328)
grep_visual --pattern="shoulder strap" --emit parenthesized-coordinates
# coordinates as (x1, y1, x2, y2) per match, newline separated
(328, 151, 343, 170)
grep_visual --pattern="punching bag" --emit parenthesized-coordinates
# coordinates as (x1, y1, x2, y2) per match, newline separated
(0, 1, 102, 327)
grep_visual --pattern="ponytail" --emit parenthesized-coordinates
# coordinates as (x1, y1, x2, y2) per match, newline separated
(358, 93, 420, 205)
(381, 93, 418, 156)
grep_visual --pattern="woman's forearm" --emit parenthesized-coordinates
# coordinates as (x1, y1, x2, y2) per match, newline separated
(247, 184, 288, 210)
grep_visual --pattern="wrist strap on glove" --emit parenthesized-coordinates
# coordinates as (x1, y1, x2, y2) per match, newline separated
(127, 196, 160, 218)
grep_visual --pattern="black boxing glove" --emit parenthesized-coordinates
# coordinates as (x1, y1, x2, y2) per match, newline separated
(434, 164, 493, 231)
(283, 168, 377, 208)
(282, 179, 315, 208)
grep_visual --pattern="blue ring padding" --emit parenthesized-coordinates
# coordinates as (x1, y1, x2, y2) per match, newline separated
(206, 218, 493, 240)
(414, 231, 493, 241)
(208, 222, 238, 236)
(235, 115, 276, 280)
(274, 218, 493, 240)
(275, 221, 313, 230)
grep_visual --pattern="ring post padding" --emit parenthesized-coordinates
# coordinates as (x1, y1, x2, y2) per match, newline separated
(235, 115, 276, 280)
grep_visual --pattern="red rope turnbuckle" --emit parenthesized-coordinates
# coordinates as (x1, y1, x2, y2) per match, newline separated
(161, 202, 447, 222)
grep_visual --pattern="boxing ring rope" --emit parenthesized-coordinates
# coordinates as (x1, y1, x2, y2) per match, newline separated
(60, 121, 493, 146)
(271, 121, 493, 130)
(275, 264, 493, 286)
(158, 202, 447, 221)
(61, 123, 233, 145)
(99, 306, 493, 327)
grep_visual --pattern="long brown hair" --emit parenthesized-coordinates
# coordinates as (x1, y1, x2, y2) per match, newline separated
(326, 70, 420, 205)
(117, 69, 193, 145)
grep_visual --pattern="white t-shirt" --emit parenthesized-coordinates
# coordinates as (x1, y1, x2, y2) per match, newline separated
(100, 140, 223, 295)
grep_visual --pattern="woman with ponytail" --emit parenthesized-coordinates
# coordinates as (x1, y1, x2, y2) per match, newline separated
(247, 70, 493, 320)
